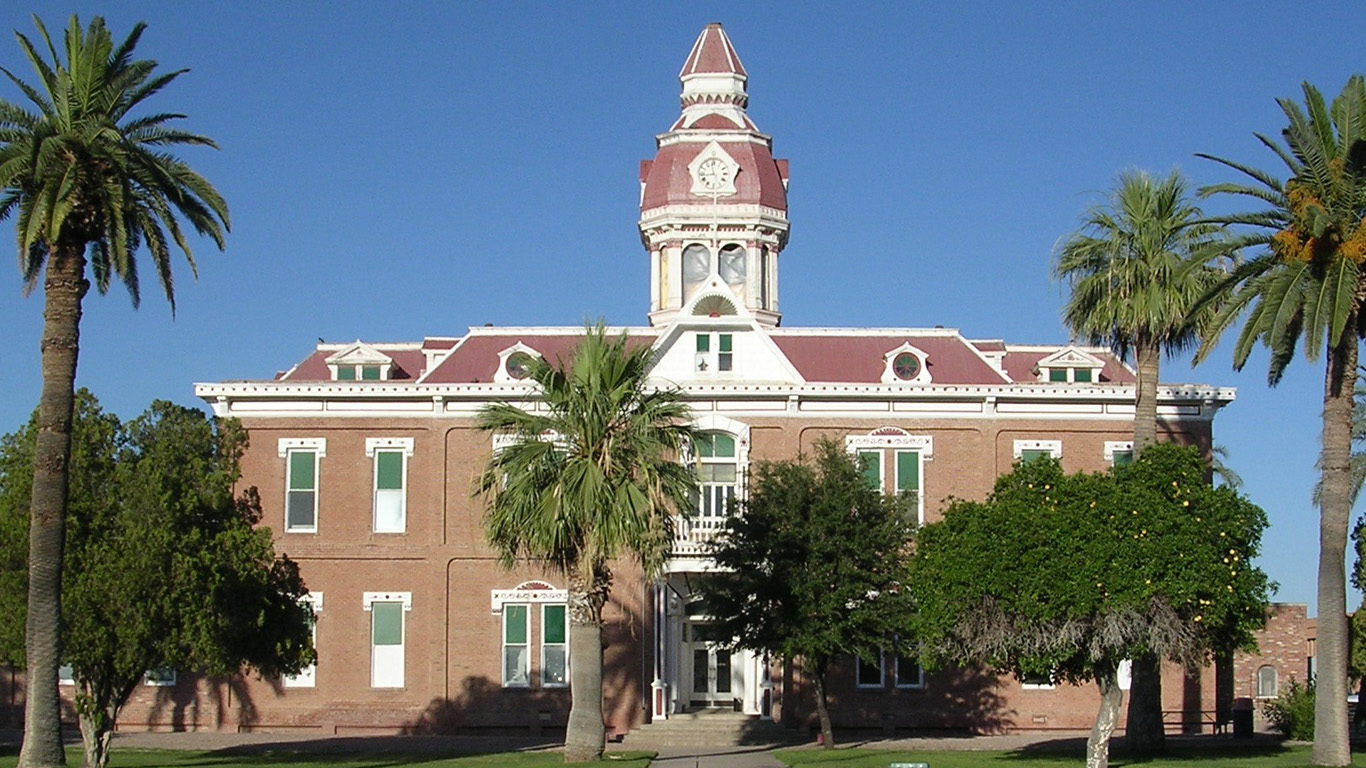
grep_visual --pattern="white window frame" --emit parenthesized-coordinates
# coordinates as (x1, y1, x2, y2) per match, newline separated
(364, 591, 411, 689)
(1256, 665, 1278, 698)
(1104, 441, 1134, 466)
(283, 592, 324, 688)
(279, 438, 326, 533)
(540, 603, 569, 688)
(1021, 669, 1056, 690)
(846, 430, 933, 526)
(366, 438, 414, 534)
(1013, 439, 1062, 462)
(143, 667, 177, 687)
(503, 603, 531, 688)
(856, 649, 885, 689)
(694, 331, 735, 374)
(894, 650, 924, 689)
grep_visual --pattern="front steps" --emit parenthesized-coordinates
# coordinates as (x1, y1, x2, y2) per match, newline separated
(620, 709, 802, 748)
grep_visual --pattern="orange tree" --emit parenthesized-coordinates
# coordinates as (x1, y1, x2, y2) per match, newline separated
(910, 446, 1270, 768)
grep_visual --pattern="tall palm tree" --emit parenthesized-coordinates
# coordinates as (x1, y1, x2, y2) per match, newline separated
(475, 324, 697, 763)
(1194, 76, 1366, 767)
(0, 16, 228, 767)
(1054, 169, 1222, 753)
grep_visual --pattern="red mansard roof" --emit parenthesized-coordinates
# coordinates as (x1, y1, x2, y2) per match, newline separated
(771, 333, 1010, 385)
(421, 332, 658, 384)
(282, 348, 427, 381)
(1001, 348, 1135, 384)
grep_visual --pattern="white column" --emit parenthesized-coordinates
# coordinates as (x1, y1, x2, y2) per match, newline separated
(651, 581, 667, 720)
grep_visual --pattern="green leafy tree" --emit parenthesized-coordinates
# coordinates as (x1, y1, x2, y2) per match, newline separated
(696, 438, 916, 749)
(474, 324, 697, 763)
(1055, 169, 1224, 754)
(0, 16, 229, 766)
(0, 392, 314, 768)
(911, 446, 1270, 768)
(1194, 76, 1366, 767)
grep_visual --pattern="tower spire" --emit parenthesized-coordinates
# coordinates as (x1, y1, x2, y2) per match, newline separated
(639, 24, 789, 328)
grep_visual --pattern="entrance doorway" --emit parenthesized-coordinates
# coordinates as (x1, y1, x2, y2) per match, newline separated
(687, 623, 735, 708)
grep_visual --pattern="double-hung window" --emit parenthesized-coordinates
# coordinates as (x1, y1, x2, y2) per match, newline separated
(856, 650, 885, 688)
(695, 332, 733, 373)
(542, 604, 568, 687)
(503, 604, 531, 686)
(279, 439, 326, 533)
(501, 601, 569, 688)
(895, 650, 923, 688)
(1014, 440, 1061, 465)
(696, 433, 738, 522)
(366, 438, 413, 534)
(365, 592, 410, 688)
(284, 593, 323, 688)
(857, 448, 922, 522)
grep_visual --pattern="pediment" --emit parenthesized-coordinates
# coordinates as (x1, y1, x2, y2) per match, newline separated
(1037, 346, 1105, 369)
(325, 341, 394, 367)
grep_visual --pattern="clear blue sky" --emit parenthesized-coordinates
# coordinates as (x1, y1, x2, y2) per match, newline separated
(0, 2, 1360, 614)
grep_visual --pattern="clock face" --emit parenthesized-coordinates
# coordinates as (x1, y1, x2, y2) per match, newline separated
(719, 246, 746, 284)
(683, 244, 710, 284)
(696, 157, 731, 190)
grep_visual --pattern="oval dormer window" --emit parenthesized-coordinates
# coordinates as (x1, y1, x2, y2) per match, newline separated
(893, 352, 921, 381)
(506, 352, 534, 380)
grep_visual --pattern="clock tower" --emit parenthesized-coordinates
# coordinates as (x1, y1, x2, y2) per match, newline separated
(638, 23, 790, 328)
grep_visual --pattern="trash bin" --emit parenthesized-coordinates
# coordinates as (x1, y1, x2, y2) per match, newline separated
(1232, 696, 1254, 739)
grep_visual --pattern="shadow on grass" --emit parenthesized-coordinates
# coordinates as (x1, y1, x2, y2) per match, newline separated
(1002, 734, 1298, 764)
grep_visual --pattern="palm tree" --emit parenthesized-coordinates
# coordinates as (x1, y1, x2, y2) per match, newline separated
(0, 16, 228, 766)
(1194, 76, 1366, 767)
(474, 324, 697, 763)
(1054, 169, 1222, 753)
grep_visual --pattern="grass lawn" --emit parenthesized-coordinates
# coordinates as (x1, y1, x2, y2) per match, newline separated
(0, 747, 655, 768)
(775, 744, 1366, 768)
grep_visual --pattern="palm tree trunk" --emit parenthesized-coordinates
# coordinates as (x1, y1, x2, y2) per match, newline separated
(1132, 339, 1160, 454)
(1313, 320, 1356, 767)
(19, 244, 87, 768)
(563, 586, 605, 763)
(1125, 340, 1166, 755)
(1086, 666, 1123, 768)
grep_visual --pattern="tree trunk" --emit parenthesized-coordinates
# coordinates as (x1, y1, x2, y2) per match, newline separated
(1313, 322, 1356, 767)
(1123, 341, 1166, 755)
(563, 583, 606, 763)
(1125, 653, 1165, 755)
(1087, 667, 1124, 768)
(19, 244, 88, 768)
(1132, 339, 1160, 454)
(810, 660, 834, 749)
(76, 705, 115, 768)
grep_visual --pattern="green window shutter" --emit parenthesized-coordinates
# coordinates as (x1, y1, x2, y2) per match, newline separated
(1021, 449, 1049, 463)
(859, 451, 881, 489)
(504, 604, 528, 644)
(896, 451, 919, 494)
(718, 334, 732, 352)
(1074, 368, 1092, 383)
(372, 602, 403, 646)
(376, 451, 403, 490)
(1113, 450, 1134, 467)
(289, 451, 316, 491)
(1049, 368, 1067, 382)
(336, 366, 356, 381)
(712, 434, 735, 458)
(544, 604, 567, 644)
(696, 333, 710, 352)
(361, 365, 381, 380)
(696, 434, 714, 458)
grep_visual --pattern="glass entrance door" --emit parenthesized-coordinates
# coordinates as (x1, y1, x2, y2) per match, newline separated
(687, 623, 734, 707)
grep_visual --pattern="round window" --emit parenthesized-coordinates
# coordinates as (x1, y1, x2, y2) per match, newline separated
(506, 352, 534, 380)
(893, 352, 920, 381)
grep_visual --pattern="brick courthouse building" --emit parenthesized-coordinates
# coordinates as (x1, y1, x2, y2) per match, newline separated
(3, 23, 1309, 738)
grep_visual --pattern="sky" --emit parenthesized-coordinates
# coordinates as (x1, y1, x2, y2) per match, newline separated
(0, 2, 1362, 615)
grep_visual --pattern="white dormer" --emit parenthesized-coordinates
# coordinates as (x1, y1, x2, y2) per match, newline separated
(326, 342, 395, 381)
(1036, 346, 1105, 384)
(880, 342, 932, 384)
(495, 343, 543, 383)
